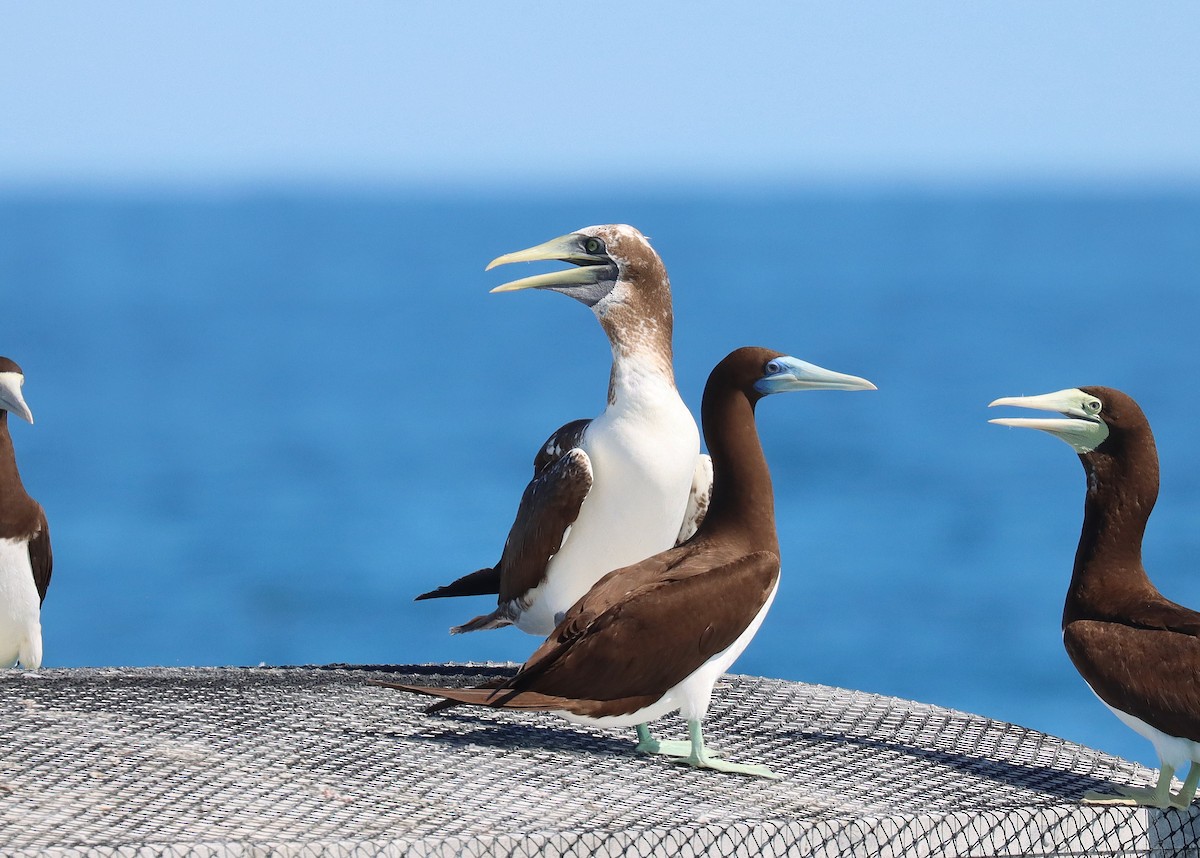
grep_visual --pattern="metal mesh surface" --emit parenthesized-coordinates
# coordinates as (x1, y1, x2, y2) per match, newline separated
(0, 665, 1196, 857)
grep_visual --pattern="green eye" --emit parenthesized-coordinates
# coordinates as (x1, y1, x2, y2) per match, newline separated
(584, 237, 603, 254)
(1087, 399, 1102, 414)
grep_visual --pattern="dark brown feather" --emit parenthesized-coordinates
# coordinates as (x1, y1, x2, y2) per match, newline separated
(415, 421, 592, 603)
(372, 681, 661, 716)
(391, 348, 795, 721)
(29, 508, 51, 604)
(414, 566, 500, 601)
(1055, 386, 1200, 743)
(1065, 620, 1200, 742)
(0, 411, 50, 603)
(498, 549, 779, 708)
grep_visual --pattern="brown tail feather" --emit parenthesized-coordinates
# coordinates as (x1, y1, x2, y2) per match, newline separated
(373, 680, 661, 719)
(371, 681, 574, 711)
(414, 567, 502, 600)
(425, 676, 508, 714)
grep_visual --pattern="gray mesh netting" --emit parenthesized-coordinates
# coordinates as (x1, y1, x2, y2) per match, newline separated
(0, 665, 1196, 857)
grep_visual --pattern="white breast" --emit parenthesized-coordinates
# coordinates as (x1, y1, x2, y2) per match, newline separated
(516, 360, 700, 635)
(0, 536, 42, 669)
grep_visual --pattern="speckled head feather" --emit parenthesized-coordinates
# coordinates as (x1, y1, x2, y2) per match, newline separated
(578, 225, 674, 375)
(487, 224, 676, 386)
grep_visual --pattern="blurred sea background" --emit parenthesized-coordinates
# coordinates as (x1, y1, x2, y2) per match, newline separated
(2, 4, 1199, 771)
(3, 188, 1199, 770)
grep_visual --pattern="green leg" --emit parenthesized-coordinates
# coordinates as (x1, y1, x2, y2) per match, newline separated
(1170, 764, 1200, 810)
(673, 719, 781, 780)
(634, 723, 713, 758)
(1084, 764, 1176, 808)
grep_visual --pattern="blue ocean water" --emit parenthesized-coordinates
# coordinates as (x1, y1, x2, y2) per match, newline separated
(1, 187, 1198, 769)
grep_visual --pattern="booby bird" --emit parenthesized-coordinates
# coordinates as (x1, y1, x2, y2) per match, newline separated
(386, 347, 875, 778)
(990, 386, 1200, 808)
(416, 225, 709, 636)
(0, 358, 51, 670)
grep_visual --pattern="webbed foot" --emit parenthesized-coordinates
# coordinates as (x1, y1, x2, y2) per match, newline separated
(634, 723, 721, 758)
(1083, 765, 1187, 808)
(671, 720, 781, 780)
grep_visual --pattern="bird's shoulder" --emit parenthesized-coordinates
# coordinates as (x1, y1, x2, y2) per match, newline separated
(532, 419, 591, 475)
(548, 546, 780, 652)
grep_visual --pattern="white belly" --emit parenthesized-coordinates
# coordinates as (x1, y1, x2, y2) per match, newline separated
(516, 379, 700, 635)
(1094, 692, 1200, 771)
(0, 537, 42, 669)
(555, 579, 780, 729)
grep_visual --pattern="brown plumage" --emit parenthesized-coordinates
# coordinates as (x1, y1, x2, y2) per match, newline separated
(0, 356, 52, 671)
(385, 347, 876, 777)
(0, 412, 51, 604)
(991, 384, 1200, 807)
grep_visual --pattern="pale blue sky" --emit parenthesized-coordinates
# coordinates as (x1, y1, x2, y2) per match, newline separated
(1, 2, 1198, 188)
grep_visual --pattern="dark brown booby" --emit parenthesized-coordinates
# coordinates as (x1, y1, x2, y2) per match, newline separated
(990, 386, 1200, 808)
(385, 347, 875, 778)
(0, 357, 52, 670)
(416, 225, 710, 637)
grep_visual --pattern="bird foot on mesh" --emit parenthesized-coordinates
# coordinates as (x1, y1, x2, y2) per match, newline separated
(1083, 765, 1195, 809)
(1083, 786, 1175, 808)
(671, 720, 780, 779)
(634, 724, 721, 759)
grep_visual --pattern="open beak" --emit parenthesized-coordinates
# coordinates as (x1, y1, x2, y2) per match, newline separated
(486, 233, 614, 294)
(988, 388, 1108, 453)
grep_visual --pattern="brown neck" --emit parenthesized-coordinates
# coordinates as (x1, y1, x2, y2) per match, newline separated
(0, 412, 35, 533)
(699, 379, 779, 553)
(1064, 427, 1160, 625)
(597, 263, 675, 393)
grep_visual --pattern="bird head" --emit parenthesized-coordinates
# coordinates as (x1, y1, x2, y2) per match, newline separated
(0, 357, 33, 424)
(487, 224, 661, 310)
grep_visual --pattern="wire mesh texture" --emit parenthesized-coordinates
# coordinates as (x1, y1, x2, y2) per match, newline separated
(0, 665, 1196, 857)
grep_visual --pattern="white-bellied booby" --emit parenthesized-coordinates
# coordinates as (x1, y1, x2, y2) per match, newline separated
(416, 225, 709, 636)
(990, 386, 1200, 808)
(386, 347, 876, 778)
(0, 358, 51, 670)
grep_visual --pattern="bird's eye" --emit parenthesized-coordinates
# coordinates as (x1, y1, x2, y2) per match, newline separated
(765, 360, 783, 375)
(1086, 399, 1102, 414)
(583, 237, 603, 254)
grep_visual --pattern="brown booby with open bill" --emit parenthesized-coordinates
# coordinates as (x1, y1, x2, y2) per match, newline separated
(990, 385, 1200, 808)
(0, 357, 52, 670)
(416, 225, 710, 637)
(384, 347, 875, 778)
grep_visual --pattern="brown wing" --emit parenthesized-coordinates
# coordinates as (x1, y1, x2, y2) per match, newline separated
(414, 566, 500, 600)
(494, 447, 592, 603)
(415, 421, 593, 603)
(1117, 594, 1200, 637)
(30, 506, 51, 605)
(1065, 618, 1200, 742)
(500, 549, 781, 707)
